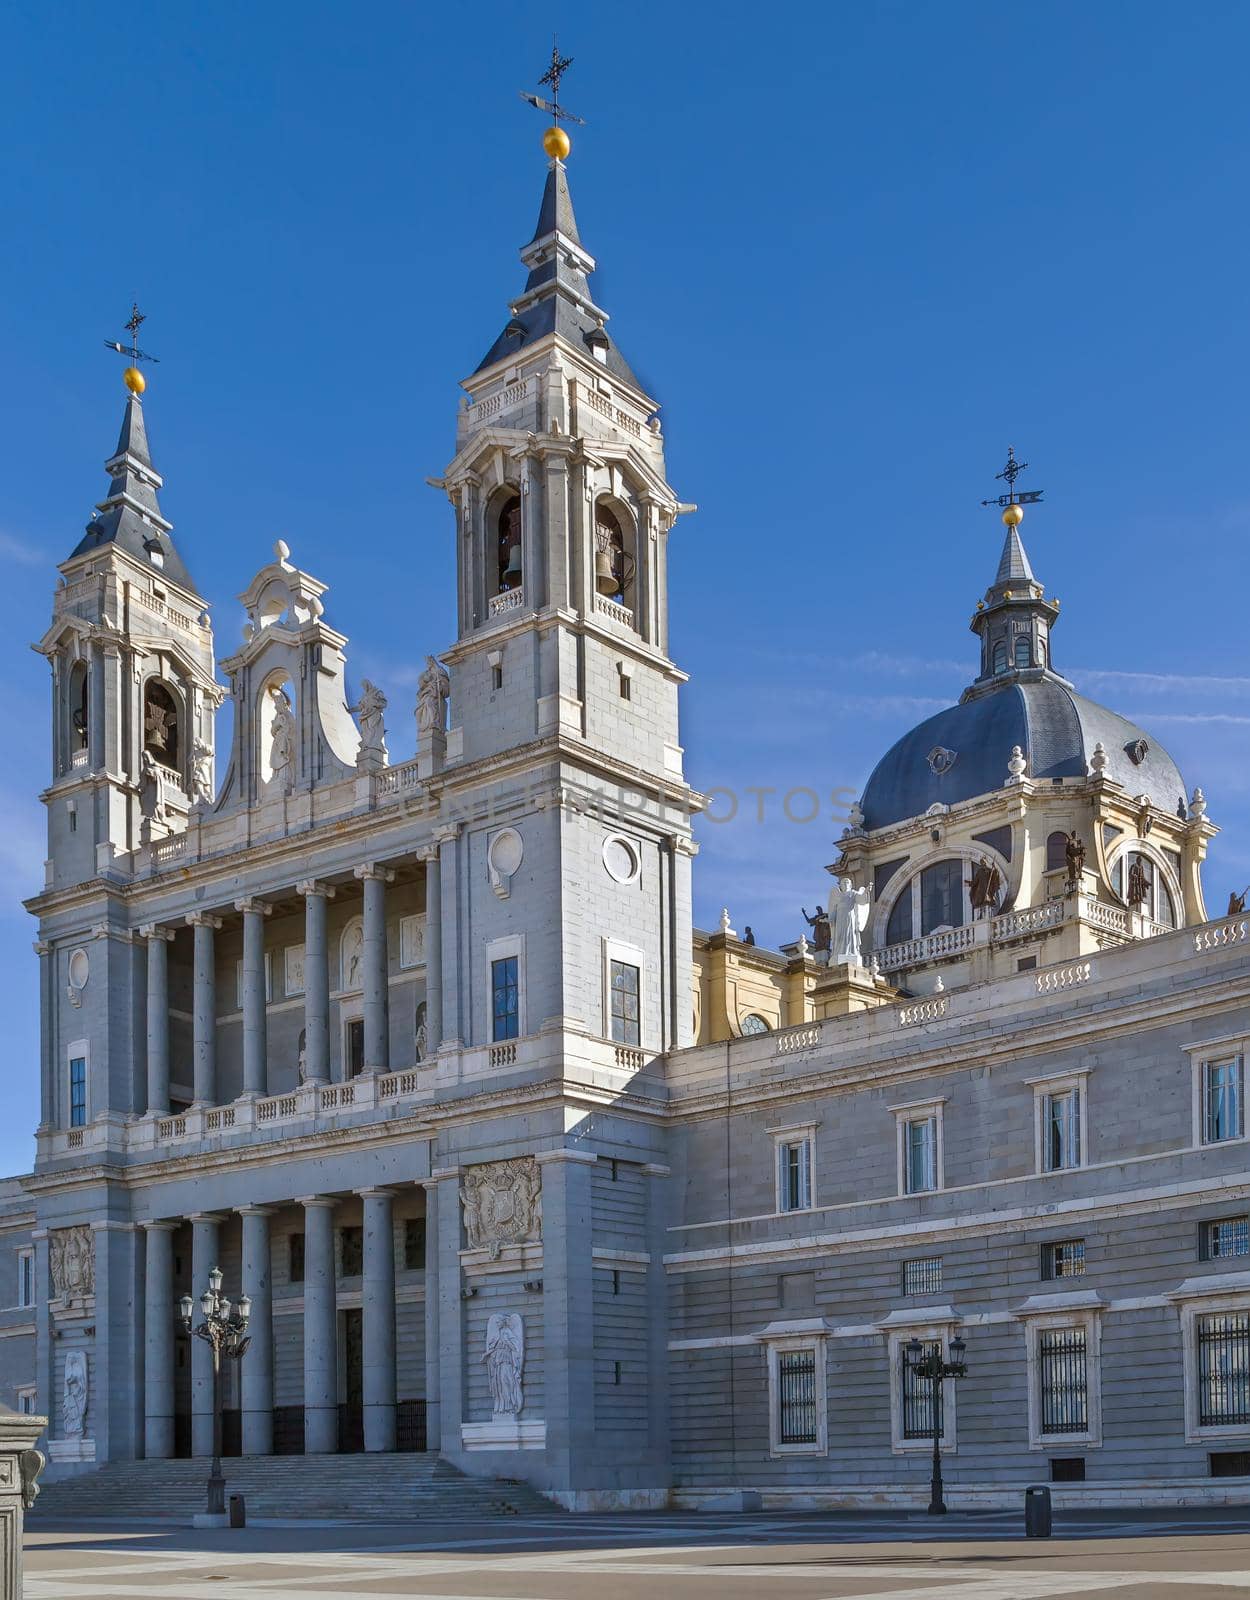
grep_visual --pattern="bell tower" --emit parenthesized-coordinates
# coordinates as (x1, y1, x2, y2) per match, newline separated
(428, 96, 699, 1055)
(35, 319, 218, 886)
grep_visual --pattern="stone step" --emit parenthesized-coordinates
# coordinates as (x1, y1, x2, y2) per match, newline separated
(31, 1452, 557, 1522)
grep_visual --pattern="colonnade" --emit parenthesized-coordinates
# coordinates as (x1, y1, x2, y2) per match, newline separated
(139, 1185, 436, 1458)
(140, 843, 451, 1116)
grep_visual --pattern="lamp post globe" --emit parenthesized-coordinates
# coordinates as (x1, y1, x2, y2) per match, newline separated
(178, 1266, 252, 1521)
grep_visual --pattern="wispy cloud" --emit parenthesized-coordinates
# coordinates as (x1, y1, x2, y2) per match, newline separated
(1073, 668, 1250, 699)
(0, 531, 48, 569)
(1125, 711, 1250, 727)
(0, 790, 46, 892)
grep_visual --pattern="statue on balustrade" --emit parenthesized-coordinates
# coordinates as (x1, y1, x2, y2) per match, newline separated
(966, 858, 1002, 917)
(416, 656, 450, 737)
(1065, 832, 1087, 882)
(829, 877, 872, 966)
(800, 905, 831, 954)
(1127, 857, 1151, 907)
(350, 679, 388, 771)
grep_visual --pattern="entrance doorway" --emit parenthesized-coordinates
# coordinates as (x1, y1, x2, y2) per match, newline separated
(339, 1307, 364, 1452)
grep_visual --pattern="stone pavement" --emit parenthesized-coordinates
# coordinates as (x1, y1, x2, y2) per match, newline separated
(23, 1507, 1250, 1599)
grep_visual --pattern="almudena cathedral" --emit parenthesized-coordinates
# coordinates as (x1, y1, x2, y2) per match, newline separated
(4, 123, 1250, 1518)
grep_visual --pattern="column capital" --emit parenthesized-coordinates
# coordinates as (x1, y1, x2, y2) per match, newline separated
(665, 835, 699, 858)
(434, 824, 461, 845)
(185, 912, 223, 931)
(32, 940, 50, 956)
(235, 897, 272, 916)
(415, 844, 440, 864)
(355, 1186, 398, 1200)
(353, 862, 396, 883)
(139, 923, 176, 942)
(535, 1147, 600, 1167)
(297, 879, 337, 899)
(296, 1194, 338, 1210)
(236, 1204, 278, 1218)
(186, 1211, 226, 1225)
(139, 1218, 180, 1232)
(427, 1166, 461, 1184)
(640, 1163, 672, 1178)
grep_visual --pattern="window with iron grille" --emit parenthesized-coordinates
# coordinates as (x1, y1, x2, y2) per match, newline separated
(1203, 1058, 1244, 1145)
(1200, 1217, 1250, 1261)
(1039, 1326, 1088, 1434)
(1041, 1239, 1086, 1279)
(777, 1347, 817, 1445)
(1043, 1087, 1081, 1171)
(1050, 1456, 1085, 1482)
(492, 956, 519, 1042)
(902, 1339, 942, 1439)
(902, 1258, 943, 1296)
(1210, 1450, 1250, 1477)
(404, 1218, 426, 1271)
(339, 1226, 363, 1277)
(609, 960, 640, 1047)
(1198, 1312, 1250, 1427)
(69, 1058, 86, 1128)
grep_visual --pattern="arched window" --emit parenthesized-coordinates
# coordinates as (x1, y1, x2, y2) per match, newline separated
(886, 888, 913, 945)
(594, 505, 633, 607)
(920, 859, 965, 934)
(1046, 831, 1069, 873)
(70, 663, 89, 755)
(143, 680, 180, 769)
(992, 640, 1008, 674)
(740, 1013, 770, 1036)
(1014, 635, 1032, 669)
(496, 496, 522, 593)
(1113, 848, 1179, 929)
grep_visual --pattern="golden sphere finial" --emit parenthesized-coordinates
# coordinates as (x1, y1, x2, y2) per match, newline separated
(1001, 502, 1024, 527)
(543, 125, 571, 160)
(123, 365, 146, 396)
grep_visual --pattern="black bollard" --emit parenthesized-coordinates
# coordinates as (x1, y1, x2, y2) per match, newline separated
(1024, 1484, 1052, 1538)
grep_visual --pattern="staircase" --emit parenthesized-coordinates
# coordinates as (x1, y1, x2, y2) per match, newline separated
(30, 1451, 558, 1523)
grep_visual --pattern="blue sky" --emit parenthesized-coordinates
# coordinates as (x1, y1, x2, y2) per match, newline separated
(0, 1, 1246, 1171)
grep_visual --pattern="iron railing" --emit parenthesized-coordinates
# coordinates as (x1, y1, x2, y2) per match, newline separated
(1039, 1327, 1088, 1434)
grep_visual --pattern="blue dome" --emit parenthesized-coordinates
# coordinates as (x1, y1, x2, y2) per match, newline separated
(860, 679, 1187, 832)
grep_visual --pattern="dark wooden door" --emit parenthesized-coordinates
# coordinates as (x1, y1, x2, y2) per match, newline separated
(339, 1307, 364, 1452)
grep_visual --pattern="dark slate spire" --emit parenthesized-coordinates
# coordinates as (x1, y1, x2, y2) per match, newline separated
(68, 391, 199, 595)
(473, 157, 646, 394)
(965, 515, 1065, 697)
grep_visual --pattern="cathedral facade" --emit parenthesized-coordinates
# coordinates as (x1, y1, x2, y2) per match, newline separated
(3, 135, 1249, 1511)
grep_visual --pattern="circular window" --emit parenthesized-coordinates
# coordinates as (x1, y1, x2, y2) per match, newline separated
(740, 1013, 770, 1036)
(602, 834, 641, 884)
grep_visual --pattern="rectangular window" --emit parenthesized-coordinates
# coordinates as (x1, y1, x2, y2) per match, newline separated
(492, 956, 519, 1042)
(68, 1058, 86, 1128)
(1041, 1239, 1086, 1279)
(1204, 1059, 1244, 1144)
(776, 1347, 818, 1445)
(902, 1339, 942, 1439)
(1201, 1217, 1250, 1261)
(339, 1226, 363, 1277)
(609, 960, 641, 1047)
(776, 1138, 812, 1213)
(905, 1117, 937, 1194)
(403, 1218, 426, 1271)
(902, 1258, 943, 1297)
(15, 1388, 35, 1416)
(1050, 1456, 1086, 1482)
(288, 1233, 305, 1284)
(1210, 1450, 1250, 1477)
(15, 1249, 33, 1310)
(345, 1018, 365, 1078)
(1198, 1312, 1250, 1427)
(1043, 1087, 1082, 1171)
(1039, 1326, 1089, 1434)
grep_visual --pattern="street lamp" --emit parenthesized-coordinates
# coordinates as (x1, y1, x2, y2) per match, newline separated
(905, 1332, 967, 1515)
(179, 1266, 251, 1518)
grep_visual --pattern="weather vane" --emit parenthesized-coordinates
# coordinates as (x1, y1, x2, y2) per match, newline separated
(103, 302, 159, 396)
(981, 445, 1044, 526)
(520, 38, 585, 160)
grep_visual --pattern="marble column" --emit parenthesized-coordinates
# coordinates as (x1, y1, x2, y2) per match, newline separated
(538, 1149, 598, 1479)
(186, 913, 221, 1106)
(239, 1206, 275, 1455)
(359, 1188, 397, 1452)
(142, 1220, 178, 1459)
(419, 848, 442, 1055)
(436, 826, 461, 1046)
(297, 881, 333, 1085)
(35, 942, 53, 1129)
(235, 898, 271, 1098)
(142, 925, 174, 1115)
(301, 1196, 338, 1454)
(420, 1179, 441, 1451)
(355, 864, 394, 1074)
(189, 1213, 222, 1457)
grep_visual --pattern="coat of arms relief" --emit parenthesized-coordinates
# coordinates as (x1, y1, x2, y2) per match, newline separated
(460, 1157, 542, 1260)
(49, 1226, 94, 1307)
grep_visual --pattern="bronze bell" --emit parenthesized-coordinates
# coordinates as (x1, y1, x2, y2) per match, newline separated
(595, 545, 618, 594)
(502, 542, 523, 585)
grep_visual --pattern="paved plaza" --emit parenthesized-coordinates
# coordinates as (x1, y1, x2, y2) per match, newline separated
(24, 1508, 1250, 1599)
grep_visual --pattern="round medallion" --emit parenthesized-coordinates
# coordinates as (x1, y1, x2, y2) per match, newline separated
(602, 835, 640, 885)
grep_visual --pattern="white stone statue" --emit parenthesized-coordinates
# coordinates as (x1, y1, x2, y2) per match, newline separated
(416, 656, 450, 738)
(49, 1226, 94, 1303)
(267, 686, 296, 792)
(341, 922, 364, 991)
(140, 750, 167, 827)
(191, 739, 214, 806)
(482, 1311, 524, 1418)
(461, 1157, 542, 1260)
(349, 679, 388, 770)
(829, 876, 872, 966)
(62, 1350, 87, 1439)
